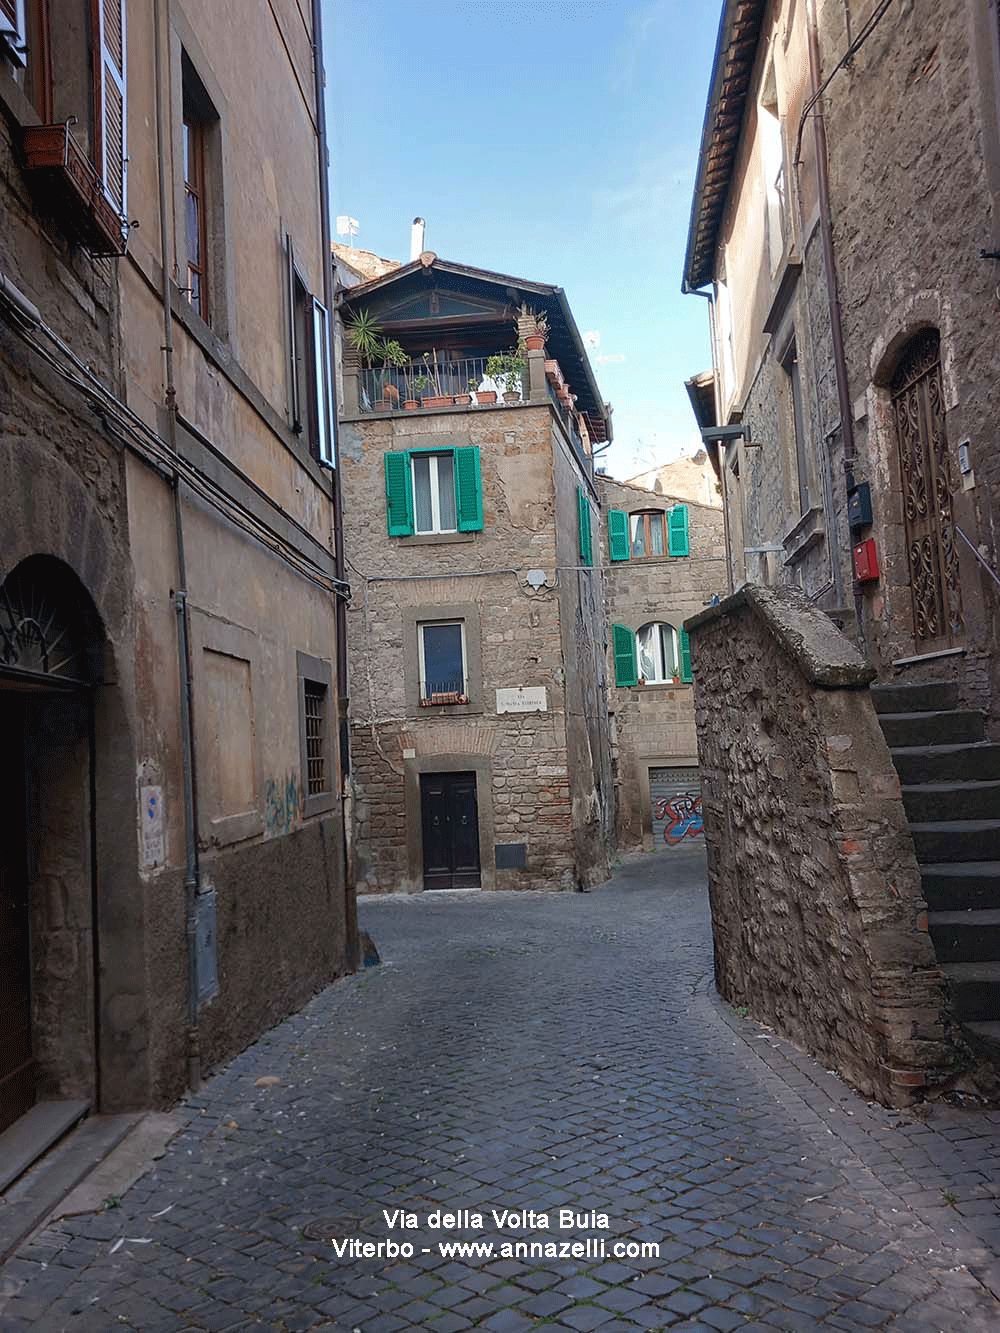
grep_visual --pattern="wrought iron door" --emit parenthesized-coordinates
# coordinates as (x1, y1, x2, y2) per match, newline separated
(890, 331, 963, 650)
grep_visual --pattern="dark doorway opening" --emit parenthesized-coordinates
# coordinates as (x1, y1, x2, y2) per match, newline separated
(420, 771, 481, 889)
(0, 694, 33, 1133)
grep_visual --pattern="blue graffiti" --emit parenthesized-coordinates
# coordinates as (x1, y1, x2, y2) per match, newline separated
(656, 792, 704, 845)
(264, 771, 302, 835)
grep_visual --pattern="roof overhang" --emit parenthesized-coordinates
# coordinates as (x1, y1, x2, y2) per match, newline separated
(337, 254, 612, 443)
(682, 0, 767, 293)
(685, 370, 722, 479)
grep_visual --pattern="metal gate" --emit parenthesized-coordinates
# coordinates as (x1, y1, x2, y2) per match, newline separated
(650, 766, 703, 849)
(890, 330, 963, 650)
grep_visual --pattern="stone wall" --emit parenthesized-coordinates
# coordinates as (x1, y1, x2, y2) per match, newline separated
(687, 584, 964, 1106)
(599, 477, 726, 849)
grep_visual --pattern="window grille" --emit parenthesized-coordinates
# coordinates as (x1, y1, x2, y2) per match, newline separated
(303, 681, 327, 796)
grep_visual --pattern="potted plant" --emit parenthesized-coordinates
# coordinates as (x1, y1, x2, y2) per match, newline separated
(487, 344, 525, 404)
(516, 303, 549, 352)
(412, 373, 430, 405)
(378, 337, 408, 408)
(419, 350, 453, 408)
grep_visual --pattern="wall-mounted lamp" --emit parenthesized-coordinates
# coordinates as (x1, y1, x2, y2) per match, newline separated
(700, 422, 760, 448)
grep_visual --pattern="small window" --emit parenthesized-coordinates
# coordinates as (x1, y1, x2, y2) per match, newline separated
(630, 511, 665, 558)
(419, 621, 466, 704)
(303, 680, 328, 796)
(287, 236, 334, 464)
(636, 622, 679, 684)
(780, 337, 810, 512)
(413, 453, 457, 534)
(180, 53, 219, 326)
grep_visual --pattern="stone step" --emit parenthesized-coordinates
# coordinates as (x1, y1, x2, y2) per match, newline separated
(929, 909, 1000, 964)
(942, 961, 1000, 1022)
(891, 742, 1000, 785)
(962, 1020, 1000, 1066)
(872, 680, 960, 715)
(902, 780, 1000, 824)
(910, 820, 1000, 863)
(922, 862, 1000, 911)
(878, 710, 985, 748)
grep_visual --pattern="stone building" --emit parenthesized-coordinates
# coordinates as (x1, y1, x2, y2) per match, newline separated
(683, 0, 1000, 1079)
(336, 254, 615, 893)
(0, 0, 352, 1147)
(683, 0, 1000, 719)
(597, 475, 726, 852)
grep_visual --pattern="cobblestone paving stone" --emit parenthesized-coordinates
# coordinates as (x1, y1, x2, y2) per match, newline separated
(2, 848, 1000, 1331)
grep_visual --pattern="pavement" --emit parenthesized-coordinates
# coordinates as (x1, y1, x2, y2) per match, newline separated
(2, 847, 1000, 1331)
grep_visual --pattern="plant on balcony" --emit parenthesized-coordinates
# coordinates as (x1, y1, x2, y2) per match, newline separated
(487, 344, 526, 403)
(346, 308, 384, 366)
(516, 303, 549, 352)
(419, 350, 453, 407)
(378, 337, 408, 408)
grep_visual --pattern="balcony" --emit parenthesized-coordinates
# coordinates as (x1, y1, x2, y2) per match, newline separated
(21, 123, 128, 257)
(359, 355, 522, 413)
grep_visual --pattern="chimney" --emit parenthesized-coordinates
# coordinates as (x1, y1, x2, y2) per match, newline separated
(410, 217, 425, 261)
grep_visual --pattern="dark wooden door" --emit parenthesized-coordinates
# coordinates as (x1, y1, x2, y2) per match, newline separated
(0, 695, 34, 1133)
(420, 772, 481, 889)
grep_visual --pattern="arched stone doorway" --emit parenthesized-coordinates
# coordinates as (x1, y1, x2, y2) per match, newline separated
(0, 556, 107, 1132)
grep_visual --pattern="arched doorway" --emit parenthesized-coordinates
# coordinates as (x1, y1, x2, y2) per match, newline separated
(0, 556, 104, 1133)
(889, 330, 964, 651)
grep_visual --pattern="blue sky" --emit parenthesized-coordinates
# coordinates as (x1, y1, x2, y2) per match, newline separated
(324, 0, 720, 481)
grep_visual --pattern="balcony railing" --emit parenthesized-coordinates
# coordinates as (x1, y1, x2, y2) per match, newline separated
(360, 356, 523, 412)
(21, 122, 128, 257)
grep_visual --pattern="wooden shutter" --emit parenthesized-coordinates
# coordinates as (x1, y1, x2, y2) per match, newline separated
(92, 0, 127, 216)
(286, 236, 301, 431)
(385, 451, 414, 536)
(668, 504, 690, 556)
(612, 625, 638, 688)
(608, 509, 630, 562)
(455, 446, 483, 531)
(312, 298, 335, 465)
(577, 487, 592, 566)
(679, 628, 692, 683)
(0, 0, 27, 67)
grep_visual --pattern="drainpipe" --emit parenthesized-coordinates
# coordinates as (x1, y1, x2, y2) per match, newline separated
(311, 0, 358, 971)
(154, 0, 201, 1089)
(804, 0, 864, 645)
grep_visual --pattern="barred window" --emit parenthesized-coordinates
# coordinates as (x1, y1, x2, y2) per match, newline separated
(303, 680, 327, 796)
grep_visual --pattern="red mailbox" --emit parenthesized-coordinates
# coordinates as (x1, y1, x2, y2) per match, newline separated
(853, 537, 880, 582)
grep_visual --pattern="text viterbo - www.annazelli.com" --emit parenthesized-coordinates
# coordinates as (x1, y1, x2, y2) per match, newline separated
(326, 1208, 661, 1263)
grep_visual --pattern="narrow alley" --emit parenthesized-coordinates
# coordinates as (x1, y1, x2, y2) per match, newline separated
(2, 852, 999, 1331)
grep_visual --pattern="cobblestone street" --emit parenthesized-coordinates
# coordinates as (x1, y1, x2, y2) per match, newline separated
(3, 849, 1000, 1331)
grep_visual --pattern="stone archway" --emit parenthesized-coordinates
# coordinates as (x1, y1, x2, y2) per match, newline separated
(0, 554, 141, 1131)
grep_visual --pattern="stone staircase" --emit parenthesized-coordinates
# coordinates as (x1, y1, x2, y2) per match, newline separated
(873, 680, 1000, 1071)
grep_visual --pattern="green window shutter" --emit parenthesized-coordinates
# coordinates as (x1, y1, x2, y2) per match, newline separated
(612, 624, 638, 688)
(384, 450, 414, 536)
(668, 504, 690, 557)
(455, 446, 484, 531)
(578, 486, 593, 566)
(608, 509, 630, 562)
(679, 628, 692, 683)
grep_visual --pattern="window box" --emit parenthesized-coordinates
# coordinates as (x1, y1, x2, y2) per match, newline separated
(420, 691, 469, 707)
(22, 122, 128, 256)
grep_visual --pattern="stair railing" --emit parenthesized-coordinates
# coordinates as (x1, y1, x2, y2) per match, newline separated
(955, 525, 1000, 591)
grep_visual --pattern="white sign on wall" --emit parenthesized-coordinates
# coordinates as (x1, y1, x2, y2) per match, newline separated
(496, 686, 548, 714)
(140, 784, 165, 868)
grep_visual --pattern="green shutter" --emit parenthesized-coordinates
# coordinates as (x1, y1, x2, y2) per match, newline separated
(679, 627, 692, 683)
(384, 450, 414, 536)
(578, 486, 593, 566)
(608, 509, 630, 562)
(612, 624, 638, 687)
(455, 446, 483, 531)
(668, 504, 690, 556)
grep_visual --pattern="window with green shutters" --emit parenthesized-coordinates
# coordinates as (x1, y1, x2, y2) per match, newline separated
(383, 447, 483, 537)
(679, 628, 692, 682)
(608, 509, 630, 562)
(668, 504, 690, 556)
(612, 624, 638, 687)
(577, 486, 593, 566)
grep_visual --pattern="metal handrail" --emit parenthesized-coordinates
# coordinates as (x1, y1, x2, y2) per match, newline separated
(956, 524, 1000, 591)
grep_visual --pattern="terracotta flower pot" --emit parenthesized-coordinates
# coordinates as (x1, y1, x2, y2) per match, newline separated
(422, 395, 453, 408)
(503, 391, 521, 405)
(476, 390, 497, 405)
(403, 399, 419, 410)
(525, 333, 545, 352)
(453, 393, 472, 406)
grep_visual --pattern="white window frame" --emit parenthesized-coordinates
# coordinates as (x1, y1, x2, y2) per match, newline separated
(636, 622, 680, 684)
(412, 452, 457, 535)
(418, 620, 467, 701)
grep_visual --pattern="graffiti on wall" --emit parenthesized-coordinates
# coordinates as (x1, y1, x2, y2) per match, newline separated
(655, 792, 704, 846)
(264, 771, 302, 836)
